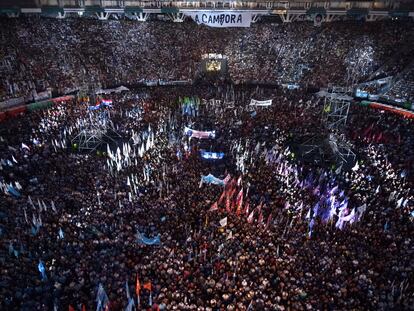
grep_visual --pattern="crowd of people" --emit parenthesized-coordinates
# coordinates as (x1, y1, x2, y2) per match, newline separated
(0, 17, 414, 102)
(0, 82, 413, 310)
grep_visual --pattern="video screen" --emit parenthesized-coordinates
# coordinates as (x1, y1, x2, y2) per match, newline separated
(206, 60, 222, 72)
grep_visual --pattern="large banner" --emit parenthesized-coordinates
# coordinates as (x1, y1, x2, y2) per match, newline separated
(96, 86, 129, 94)
(185, 11, 252, 28)
(250, 99, 272, 106)
(200, 174, 226, 187)
(200, 150, 224, 160)
(184, 126, 216, 139)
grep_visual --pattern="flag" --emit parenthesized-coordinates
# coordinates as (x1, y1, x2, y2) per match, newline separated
(143, 282, 152, 292)
(125, 280, 130, 300)
(101, 99, 113, 106)
(58, 228, 64, 239)
(96, 283, 109, 311)
(352, 161, 359, 171)
(219, 217, 228, 227)
(125, 298, 135, 311)
(244, 201, 250, 216)
(258, 210, 264, 225)
(135, 274, 141, 305)
(209, 202, 218, 212)
(21, 143, 30, 151)
(69, 305, 75, 311)
(265, 213, 272, 229)
(38, 260, 47, 280)
(247, 210, 255, 224)
(308, 218, 315, 238)
(235, 189, 243, 214)
(218, 190, 226, 206)
(225, 197, 231, 213)
(226, 231, 233, 240)
(223, 174, 231, 185)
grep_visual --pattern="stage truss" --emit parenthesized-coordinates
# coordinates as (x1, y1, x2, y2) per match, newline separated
(301, 86, 356, 167)
(71, 111, 121, 152)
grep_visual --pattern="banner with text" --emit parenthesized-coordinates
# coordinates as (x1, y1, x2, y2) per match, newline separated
(185, 11, 252, 28)
(250, 99, 273, 106)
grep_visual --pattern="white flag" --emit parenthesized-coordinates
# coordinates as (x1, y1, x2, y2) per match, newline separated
(219, 217, 228, 227)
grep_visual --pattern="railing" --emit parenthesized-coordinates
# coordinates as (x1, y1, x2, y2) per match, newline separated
(30, 0, 402, 10)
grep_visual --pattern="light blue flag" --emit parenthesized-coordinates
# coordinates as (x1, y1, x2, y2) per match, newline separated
(137, 232, 161, 246)
(58, 228, 64, 239)
(38, 260, 47, 280)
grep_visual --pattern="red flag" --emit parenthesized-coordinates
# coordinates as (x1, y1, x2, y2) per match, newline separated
(224, 178, 233, 190)
(135, 274, 141, 297)
(223, 174, 231, 185)
(363, 123, 373, 137)
(227, 188, 236, 200)
(143, 282, 152, 292)
(226, 197, 231, 213)
(376, 131, 383, 143)
(235, 189, 243, 215)
(209, 202, 218, 212)
(218, 190, 226, 206)
(82, 304, 86, 311)
(265, 213, 272, 229)
(258, 211, 264, 224)
(69, 306, 75, 311)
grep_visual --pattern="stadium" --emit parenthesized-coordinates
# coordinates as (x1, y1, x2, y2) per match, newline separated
(0, 0, 413, 310)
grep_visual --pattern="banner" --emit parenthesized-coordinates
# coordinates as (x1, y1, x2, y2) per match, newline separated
(96, 86, 129, 94)
(88, 99, 113, 110)
(137, 232, 161, 245)
(184, 127, 216, 139)
(200, 174, 226, 186)
(185, 11, 252, 28)
(159, 79, 192, 86)
(250, 99, 272, 106)
(33, 90, 52, 102)
(200, 150, 224, 160)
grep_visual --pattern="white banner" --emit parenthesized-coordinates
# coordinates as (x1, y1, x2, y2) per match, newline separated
(250, 99, 272, 106)
(185, 11, 252, 28)
(96, 86, 129, 94)
(34, 90, 52, 102)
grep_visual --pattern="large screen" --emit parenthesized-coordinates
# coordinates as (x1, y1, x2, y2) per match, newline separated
(206, 60, 222, 72)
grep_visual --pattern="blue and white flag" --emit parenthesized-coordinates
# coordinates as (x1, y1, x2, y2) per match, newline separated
(200, 150, 224, 160)
(137, 232, 161, 246)
(125, 298, 135, 311)
(7, 185, 21, 198)
(58, 228, 64, 239)
(200, 174, 226, 186)
(96, 283, 109, 311)
(38, 260, 47, 280)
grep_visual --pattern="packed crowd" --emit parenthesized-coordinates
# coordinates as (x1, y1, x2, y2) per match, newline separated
(0, 17, 413, 101)
(0, 84, 413, 310)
